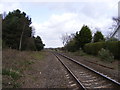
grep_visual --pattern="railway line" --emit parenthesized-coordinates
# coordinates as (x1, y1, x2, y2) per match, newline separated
(52, 52, 120, 89)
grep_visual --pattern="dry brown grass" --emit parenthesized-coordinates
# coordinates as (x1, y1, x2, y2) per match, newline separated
(2, 49, 45, 88)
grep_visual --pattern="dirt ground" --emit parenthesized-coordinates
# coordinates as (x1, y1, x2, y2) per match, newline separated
(2, 49, 77, 88)
(20, 51, 71, 88)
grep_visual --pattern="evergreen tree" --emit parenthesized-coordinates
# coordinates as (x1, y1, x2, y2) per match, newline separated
(34, 36, 45, 51)
(75, 25, 92, 49)
(93, 31, 105, 42)
(2, 9, 32, 50)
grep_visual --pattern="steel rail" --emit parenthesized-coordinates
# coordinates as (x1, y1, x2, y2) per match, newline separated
(53, 53, 86, 90)
(57, 52, 120, 87)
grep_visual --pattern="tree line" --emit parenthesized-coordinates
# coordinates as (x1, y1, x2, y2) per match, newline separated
(2, 9, 45, 51)
(62, 25, 118, 52)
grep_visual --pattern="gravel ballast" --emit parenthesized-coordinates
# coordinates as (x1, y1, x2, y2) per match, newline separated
(62, 52, 120, 83)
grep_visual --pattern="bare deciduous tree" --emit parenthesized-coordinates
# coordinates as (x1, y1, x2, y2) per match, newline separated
(110, 17, 120, 39)
(106, 17, 120, 39)
(112, 17, 120, 27)
(61, 33, 75, 46)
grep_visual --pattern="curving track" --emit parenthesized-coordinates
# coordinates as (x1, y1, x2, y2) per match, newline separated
(53, 52, 120, 90)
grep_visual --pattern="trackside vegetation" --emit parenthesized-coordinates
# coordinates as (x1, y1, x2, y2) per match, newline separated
(2, 9, 45, 51)
(62, 24, 119, 60)
(98, 48, 114, 62)
(84, 42, 106, 55)
(84, 41, 120, 59)
(64, 25, 92, 52)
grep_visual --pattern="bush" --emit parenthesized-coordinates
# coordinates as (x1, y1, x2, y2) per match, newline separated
(98, 48, 114, 62)
(105, 41, 120, 59)
(84, 42, 105, 55)
(65, 40, 77, 52)
(84, 41, 120, 59)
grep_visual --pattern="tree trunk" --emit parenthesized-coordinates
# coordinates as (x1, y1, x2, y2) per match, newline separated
(19, 24, 25, 51)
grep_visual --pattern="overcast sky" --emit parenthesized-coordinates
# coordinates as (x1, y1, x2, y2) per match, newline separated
(0, 0, 119, 48)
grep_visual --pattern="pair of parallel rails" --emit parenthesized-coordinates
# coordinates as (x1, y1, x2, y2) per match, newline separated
(53, 52, 120, 90)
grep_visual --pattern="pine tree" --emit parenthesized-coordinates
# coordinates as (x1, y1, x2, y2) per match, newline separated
(2, 9, 32, 50)
(93, 31, 105, 42)
(34, 36, 45, 51)
(75, 25, 92, 49)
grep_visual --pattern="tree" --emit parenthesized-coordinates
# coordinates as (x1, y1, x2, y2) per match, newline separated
(75, 25, 92, 49)
(93, 31, 105, 42)
(25, 37, 36, 51)
(107, 17, 120, 39)
(61, 33, 69, 46)
(61, 33, 75, 46)
(112, 17, 120, 27)
(63, 25, 92, 51)
(34, 36, 45, 51)
(109, 17, 120, 40)
(64, 38, 76, 52)
(2, 9, 32, 50)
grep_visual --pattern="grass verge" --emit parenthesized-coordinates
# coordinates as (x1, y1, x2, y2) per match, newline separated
(2, 49, 45, 88)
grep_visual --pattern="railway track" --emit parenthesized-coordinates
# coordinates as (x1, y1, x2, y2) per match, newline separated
(53, 52, 120, 90)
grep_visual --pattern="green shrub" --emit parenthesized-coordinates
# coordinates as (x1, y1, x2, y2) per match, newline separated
(98, 48, 114, 62)
(65, 40, 77, 52)
(84, 42, 105, 55)
(84, 41, 120, 59)
(105, 41, 120, 59)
